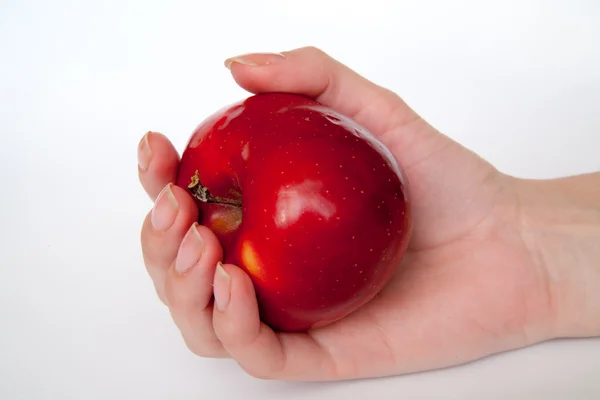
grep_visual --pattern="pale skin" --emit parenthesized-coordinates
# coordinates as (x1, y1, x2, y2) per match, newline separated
(137, 47, 600, 381)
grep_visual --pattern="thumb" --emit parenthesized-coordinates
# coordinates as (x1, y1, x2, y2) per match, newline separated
(224, 46, 425, 139)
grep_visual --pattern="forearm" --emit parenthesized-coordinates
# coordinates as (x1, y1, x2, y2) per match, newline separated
(517, 172, 600, 338)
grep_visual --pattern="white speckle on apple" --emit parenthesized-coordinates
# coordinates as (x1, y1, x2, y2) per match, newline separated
(241, 142, 250, 160)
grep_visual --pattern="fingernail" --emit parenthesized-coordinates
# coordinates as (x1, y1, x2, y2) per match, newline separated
(138, 131, 152, 171)
(151, 184, 178, 231)
(213, 262, 231, 312)
(224, 52, 286, 69)
(175, 224, 204, 274)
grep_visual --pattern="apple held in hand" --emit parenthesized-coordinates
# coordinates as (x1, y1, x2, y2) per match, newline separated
(176, 93, 411, 331)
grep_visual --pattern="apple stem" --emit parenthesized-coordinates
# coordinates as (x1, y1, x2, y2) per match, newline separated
(187, 170, 242, 207)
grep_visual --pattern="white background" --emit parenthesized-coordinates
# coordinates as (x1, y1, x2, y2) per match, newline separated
(1, 0, 599, 398)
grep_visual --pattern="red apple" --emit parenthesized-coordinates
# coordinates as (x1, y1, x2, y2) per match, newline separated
(176, 93, 411, 332)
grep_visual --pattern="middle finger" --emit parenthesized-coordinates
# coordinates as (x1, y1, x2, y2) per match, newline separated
(141, 183, 198, 303)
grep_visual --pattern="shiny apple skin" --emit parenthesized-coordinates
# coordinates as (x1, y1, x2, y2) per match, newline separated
(176, 93, 411, 332)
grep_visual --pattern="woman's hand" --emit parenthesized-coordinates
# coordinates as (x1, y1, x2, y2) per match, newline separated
(137, 47, 595, 381)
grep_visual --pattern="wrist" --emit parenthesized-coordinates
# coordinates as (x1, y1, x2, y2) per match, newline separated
(516, 172, 600, 339)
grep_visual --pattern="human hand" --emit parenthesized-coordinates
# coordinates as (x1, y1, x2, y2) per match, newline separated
(137, 47, 565, 380)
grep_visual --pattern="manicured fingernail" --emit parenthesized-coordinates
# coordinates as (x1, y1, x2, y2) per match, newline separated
(175, 224, 204, 274)
(213, 262, 231, 312)
(151, 184, 178, 231)
(224, 52, 286, 69)
(138, 131, 152, 171)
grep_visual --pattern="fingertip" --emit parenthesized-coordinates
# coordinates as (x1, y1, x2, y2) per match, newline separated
(164, 223, 221, 295)
(168, 184, 198, 217)
(141, 183, 199, 239)
(213, 263, 258, 315)
(165, 223, 223, 293)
